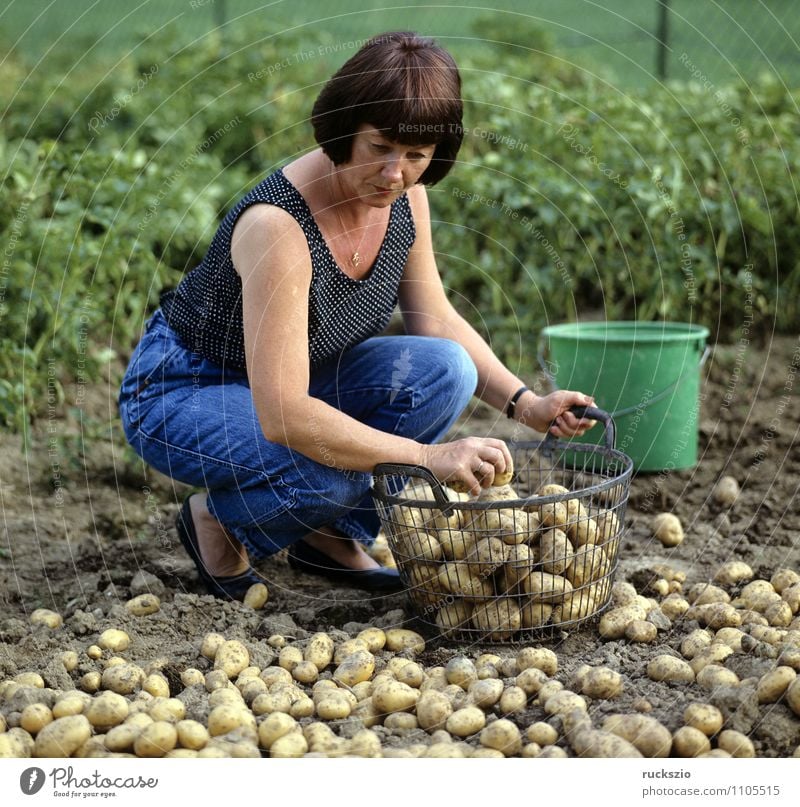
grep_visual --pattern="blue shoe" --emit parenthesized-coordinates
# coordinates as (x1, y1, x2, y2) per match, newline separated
(175, 496, 262, 601)
(287, 539, 404, 593)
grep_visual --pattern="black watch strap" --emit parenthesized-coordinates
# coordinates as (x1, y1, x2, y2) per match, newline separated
(506, 385, 529, 419)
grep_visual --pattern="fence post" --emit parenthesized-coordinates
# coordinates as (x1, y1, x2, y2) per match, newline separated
(656, 0, 670, 80)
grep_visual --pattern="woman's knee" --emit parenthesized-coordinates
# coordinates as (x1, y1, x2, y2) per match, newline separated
(424, 338, 478, 409)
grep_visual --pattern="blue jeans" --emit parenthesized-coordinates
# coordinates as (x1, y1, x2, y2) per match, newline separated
(118, 309, 478, 560)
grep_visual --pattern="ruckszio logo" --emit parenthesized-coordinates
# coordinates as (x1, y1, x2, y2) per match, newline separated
(20, 767, 46, 795)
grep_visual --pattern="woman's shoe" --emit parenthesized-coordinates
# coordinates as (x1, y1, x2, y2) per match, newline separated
(287, 539, 404, 593)
(175, 496, 262, 600)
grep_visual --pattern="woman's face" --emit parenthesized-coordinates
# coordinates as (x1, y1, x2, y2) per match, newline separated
(339, 124, 436, 205)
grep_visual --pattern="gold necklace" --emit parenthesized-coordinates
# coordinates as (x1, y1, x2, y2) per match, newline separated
(329, 166, 369, 268)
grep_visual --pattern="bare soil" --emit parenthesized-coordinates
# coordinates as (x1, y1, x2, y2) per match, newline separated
(1, 335, 798, 756)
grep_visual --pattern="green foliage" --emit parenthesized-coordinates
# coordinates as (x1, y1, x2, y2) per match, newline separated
(0, 23, 797, 431)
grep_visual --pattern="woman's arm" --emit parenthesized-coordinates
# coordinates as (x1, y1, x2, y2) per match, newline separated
(231, 203, 511, 493)
(399, 184, 594, 438)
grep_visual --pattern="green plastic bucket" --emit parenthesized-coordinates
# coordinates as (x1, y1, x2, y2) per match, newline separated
(539, 321, 709, 472)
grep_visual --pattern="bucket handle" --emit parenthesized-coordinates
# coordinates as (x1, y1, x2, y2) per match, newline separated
(537, 337, 711, 419)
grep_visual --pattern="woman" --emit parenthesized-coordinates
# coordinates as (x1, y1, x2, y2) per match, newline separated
(118, 31, 595, 599)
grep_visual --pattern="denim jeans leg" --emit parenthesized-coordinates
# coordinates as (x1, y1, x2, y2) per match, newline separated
(119, 318, 478, 559)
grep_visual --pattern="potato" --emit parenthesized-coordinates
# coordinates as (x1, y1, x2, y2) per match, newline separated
(602, 714, 671, 757)
(382, 713, 417, 732)
(599, 603, 647, 640)
(524, 571, 573, 603)
(314, 691, 353, 721)
(471, 599, 521, 641)
(215, 640, 250, 679)
(467, 679, 504, 709)
(480, 719, 522, 756)
(79, 672, 101, 694)
(333, 650, 375, 688)
(714, 561, 753, 587)
(717, 729, 755, 758)
(34, 715, 92, 757)
(754, 666, 796, 704)
(515, 667, 549, 696)
(437, 529, 476, 562)
(384, 629, 425, 655)
(785, 678, 800, 717)
(173, 719, 208, 751)
(467, 536, 507, 575)
(526, 722, 558, 746)
(437, 563, 493, 602)
(566, 545, 609, 589)
(582, 667, 623, 699)
(517, 647, 558, 676)
(539, 501, 569, 530)
(689, 602, 742, 629)
(536, 745, 567, 758)
(101, 663, 145, 695)
(126, 593, 161, 616)
(543, 690, 587, 716)
(567, 516, 599, 547)
(207, 705, 255, 737)
(713, 475, 740, 506)
(401, 530, 443, 564)
(696, 665, 739, 690)
(52, 696, 88, 719)
(684, 703, 723, 736)
(270, 732, 308, 758)
(519, 599, 554, 629)
(646, 655, 695, 683)
(446, 706, 485, 737)
(782, 584, 800, 615)
(85, 692, 129, 729)
(30, 608, 63, 629)
(624, 620, 656, 643)
(538, 528, 575, 575)
(570, 728, 642, 758)
(689, 644, 734, 674)
(20, 704, 54, 735)
(104, 723, 143, 752)
(772, 569, 800, 594)
(499, 686, 527, 714)
(445, 657, 477, 689)
(415, 690, 453, 732)
(672, 726, 711, 757)
(435, 600, 473, 637)
(98, 629, 130, 652)
(143, 673, 170, 699)
(652, 512, 683, 547)
(552, 587, 600, 623)
(348, 728, 382, 758)
(257, 713, 297, 750)
(372, 681, 419, 715)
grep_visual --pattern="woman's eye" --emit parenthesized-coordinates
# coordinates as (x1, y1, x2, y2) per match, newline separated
(371, 143, 390, 153)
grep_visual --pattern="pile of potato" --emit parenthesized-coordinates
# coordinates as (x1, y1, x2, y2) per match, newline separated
(2, 555, 800, 759)
(385, 470, 625, 639)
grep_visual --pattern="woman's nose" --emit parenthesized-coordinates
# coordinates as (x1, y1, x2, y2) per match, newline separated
(381, 158, 403, 183)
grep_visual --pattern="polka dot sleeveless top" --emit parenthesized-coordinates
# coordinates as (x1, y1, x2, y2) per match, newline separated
(159, 168, 416, 371)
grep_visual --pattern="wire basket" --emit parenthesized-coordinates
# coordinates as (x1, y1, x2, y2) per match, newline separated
(371, 407, 634, 643)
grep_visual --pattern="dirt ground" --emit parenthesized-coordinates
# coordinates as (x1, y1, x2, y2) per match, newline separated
(1, 335, 798, 757)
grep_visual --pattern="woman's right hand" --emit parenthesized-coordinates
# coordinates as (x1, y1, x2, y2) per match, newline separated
(419, 437, 513, 497)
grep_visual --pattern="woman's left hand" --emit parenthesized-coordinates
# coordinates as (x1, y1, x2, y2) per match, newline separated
(521, 390, 598, 437)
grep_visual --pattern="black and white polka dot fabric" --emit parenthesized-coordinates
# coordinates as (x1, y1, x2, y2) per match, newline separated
(159, 168, 417, 371)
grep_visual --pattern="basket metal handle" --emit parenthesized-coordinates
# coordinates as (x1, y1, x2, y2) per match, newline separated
(541, 405, 616, 451)
(371, 463, 455, 510)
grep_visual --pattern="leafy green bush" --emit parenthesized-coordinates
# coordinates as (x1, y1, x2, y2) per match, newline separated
(0, 23, 796, 431)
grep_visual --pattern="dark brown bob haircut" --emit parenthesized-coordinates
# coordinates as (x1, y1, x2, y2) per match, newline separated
(311, 31, 463, 185)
